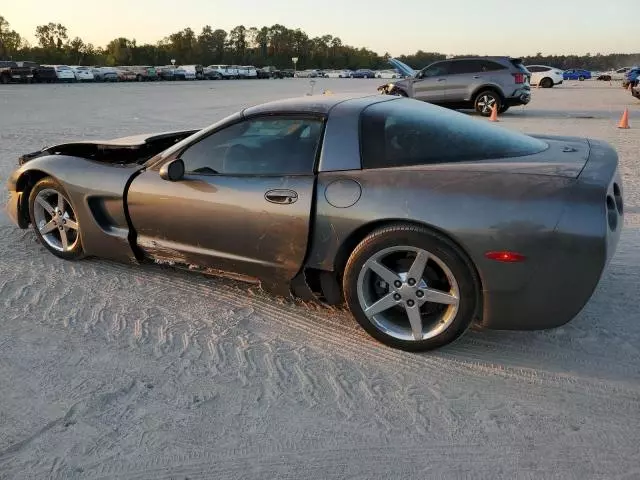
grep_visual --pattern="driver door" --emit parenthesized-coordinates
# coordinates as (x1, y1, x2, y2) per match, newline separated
(127, 115, 324, 290)
(413, 62, 449, 103)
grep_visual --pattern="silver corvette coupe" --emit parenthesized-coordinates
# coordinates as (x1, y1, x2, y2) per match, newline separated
(6, 94, 623, 351)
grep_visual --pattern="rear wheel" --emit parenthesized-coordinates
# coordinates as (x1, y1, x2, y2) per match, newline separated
(28, 177, 83, 260)
(474, 90, 502, 117)
(343, 224, 480, 351)
(541, 77, 553, 88)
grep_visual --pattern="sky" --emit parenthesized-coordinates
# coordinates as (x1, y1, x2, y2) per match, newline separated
(3, 0, 638, 57)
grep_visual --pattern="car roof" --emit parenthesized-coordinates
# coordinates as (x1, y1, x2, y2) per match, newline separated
(241, 93, 387, 116)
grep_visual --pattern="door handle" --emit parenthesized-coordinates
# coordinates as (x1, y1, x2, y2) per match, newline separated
(265, 189, 298, 205)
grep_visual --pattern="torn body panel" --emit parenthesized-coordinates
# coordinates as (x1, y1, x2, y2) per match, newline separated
(18, 130, 199, 166)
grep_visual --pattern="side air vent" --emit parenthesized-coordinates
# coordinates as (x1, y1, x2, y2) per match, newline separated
(613, 183, 623, 215)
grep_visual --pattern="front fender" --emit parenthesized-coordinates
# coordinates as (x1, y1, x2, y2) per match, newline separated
(7, 154, 143, 263)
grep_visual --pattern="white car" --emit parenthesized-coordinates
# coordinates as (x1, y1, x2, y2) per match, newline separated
(525, 65, 564, 88)
(241, 66, 258, 78)
(295, 69, 319, 78)
(376, 69, 401, 79)
(324, 69, 352, 78)
(206, 65, 236, 79)
(606, 67, 632, 81)
(180, 65, 201, 80)
(48, 65, 76, 83)
(70, 66, 95, 82)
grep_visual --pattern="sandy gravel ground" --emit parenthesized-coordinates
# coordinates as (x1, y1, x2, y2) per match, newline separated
(1, 79, 639, 479)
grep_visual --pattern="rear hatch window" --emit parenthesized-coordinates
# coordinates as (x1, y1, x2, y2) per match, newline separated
(360, 99, 548, 169)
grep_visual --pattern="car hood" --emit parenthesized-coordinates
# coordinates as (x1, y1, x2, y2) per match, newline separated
(387, 58, 416, 78)
(18, 129, 200, 165)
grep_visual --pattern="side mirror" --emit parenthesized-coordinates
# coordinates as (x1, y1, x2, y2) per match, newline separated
(159, 158, 185, 181)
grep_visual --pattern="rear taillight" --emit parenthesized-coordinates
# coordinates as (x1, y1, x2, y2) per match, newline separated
(513, 73, 525, 84)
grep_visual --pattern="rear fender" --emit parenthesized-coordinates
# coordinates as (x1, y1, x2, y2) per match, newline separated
(469, 84, 505, 102)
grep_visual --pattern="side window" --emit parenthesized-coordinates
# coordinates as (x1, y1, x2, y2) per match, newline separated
(179, 116, 324, 176)
(421, 62, 449, 77)
(448, 60, 480, 75)
(481, 60, 507, 71)
(526, 66, 541, 72)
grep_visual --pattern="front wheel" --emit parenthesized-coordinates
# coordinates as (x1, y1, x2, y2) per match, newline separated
(474, 90, 502, 117)
(343, 224, 480, 351)
(28, 177, 84, 260)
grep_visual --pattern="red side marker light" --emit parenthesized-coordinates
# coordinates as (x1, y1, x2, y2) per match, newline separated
(485, 251, 526, 263)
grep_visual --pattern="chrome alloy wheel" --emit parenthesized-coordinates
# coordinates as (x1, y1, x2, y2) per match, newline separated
(33, 188, 79, 252)
(356, 246, 460, 342)
(476, 94, 497, 115)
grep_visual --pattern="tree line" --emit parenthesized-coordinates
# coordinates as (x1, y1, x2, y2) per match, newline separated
(1, 15, 639, 71)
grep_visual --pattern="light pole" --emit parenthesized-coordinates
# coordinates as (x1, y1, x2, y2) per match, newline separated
(292, 57, 298, 77)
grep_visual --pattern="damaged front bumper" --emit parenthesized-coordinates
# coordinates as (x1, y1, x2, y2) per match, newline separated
(5, 189, 27, 228)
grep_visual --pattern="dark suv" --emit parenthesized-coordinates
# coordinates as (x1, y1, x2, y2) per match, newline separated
(379, 57, 531, 116)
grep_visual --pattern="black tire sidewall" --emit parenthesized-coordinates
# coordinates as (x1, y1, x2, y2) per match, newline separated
(28, 177, 84, 260)
(343, 225, 480, 351)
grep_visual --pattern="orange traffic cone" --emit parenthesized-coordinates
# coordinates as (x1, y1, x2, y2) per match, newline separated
(617, 108, 630, 129)
(489, 104, 499, 122)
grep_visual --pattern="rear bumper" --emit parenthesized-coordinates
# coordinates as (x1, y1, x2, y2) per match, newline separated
(506, 90, 531, 106)
(481, 139, 622, 331)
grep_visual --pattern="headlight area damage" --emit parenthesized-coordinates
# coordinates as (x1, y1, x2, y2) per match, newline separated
(378, 82, 401, 95)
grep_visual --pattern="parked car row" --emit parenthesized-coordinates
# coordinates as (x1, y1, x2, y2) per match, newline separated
(295, 68, 406, 79)
(0, 62, 299, 84)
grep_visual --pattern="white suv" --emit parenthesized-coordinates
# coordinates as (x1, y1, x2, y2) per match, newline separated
(525, 65, 564, 88)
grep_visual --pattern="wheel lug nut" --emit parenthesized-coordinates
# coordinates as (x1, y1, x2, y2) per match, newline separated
(407, 300, 415, 307)
(393, 293, 401, 301)
(416, 290, 424, 298)
(394, 280, 402, 288)
(408, 278, 416, 286)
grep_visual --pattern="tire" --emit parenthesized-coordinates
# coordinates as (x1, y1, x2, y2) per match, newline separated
(499, 105, 510, 114)
(474, 90, 502, 117)
(541, 77, 553, 88)
(28, 177, 84, 260)
(578, 76, 585, 81)
(342, 224, 480, 351)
